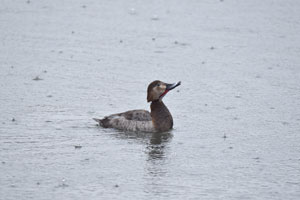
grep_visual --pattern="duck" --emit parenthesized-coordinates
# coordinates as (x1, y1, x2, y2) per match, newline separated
(93, 80, 181, 132)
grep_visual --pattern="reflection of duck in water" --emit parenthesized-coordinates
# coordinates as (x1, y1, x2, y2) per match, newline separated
(147, 132, 173, 160)
(93, 80, 181, 132)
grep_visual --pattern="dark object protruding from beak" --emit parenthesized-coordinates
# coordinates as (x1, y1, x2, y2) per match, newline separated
(166, 81, 181, 91)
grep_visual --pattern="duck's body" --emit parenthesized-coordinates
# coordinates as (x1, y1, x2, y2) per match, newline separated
(93, 80, 180, 133)
(94, 109, 155, 132)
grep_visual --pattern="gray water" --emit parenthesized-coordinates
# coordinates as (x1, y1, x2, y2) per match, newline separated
(1, 0, 300, 199)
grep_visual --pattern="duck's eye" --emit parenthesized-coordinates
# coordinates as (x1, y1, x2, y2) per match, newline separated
(157, 83, 160, 87)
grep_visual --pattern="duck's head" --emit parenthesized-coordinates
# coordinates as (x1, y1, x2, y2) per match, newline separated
(147, 80, 181, 102)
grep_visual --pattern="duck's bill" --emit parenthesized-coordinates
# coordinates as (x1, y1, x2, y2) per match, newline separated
(166, 81, 181, 91)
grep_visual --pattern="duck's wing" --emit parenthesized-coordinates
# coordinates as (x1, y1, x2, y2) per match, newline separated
(122, 110, 152, 121)
(93, 110, 155, 132)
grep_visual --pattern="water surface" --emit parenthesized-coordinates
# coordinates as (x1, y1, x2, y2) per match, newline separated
(1, 0, 300, 199)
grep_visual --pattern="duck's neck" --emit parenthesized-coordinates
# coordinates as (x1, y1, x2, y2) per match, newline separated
(150, 100, 173, 132)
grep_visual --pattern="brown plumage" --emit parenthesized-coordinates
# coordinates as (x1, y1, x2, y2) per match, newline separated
(93, 80, 181, 132)
(151, 100, 173, 132)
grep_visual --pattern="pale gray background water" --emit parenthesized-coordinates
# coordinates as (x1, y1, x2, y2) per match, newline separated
(0, 0, 300, 199)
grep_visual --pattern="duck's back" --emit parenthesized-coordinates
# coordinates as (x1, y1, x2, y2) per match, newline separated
(94, 110, 155, 132)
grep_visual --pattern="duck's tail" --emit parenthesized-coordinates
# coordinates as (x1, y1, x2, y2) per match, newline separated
(93, 118, 110, 128)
